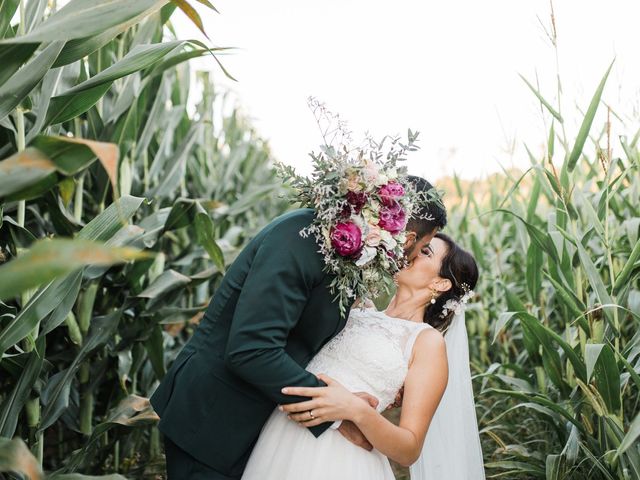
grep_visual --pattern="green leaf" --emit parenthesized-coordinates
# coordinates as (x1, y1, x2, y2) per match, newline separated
(0, 196, 144, 356)
(567, 60, 615, 172)
(0, 336, 45, 437)
(0, 43, 39, 86)
(46, 42, 184, 126)
(67, 42, 183, 95)
(30, 135, 120, 193)
(585, 343, 605, 382)
(45, 82, 111, 126)
(573, 232, 615, 315)
(0, 0, 19, 39)
(0, 40, 64, 121)
(492, 311, 518, 344)
(0, 0, 169, 44)
(144, 324, 165, 379)
(77, 195, 145, 242)
(172, 0, 210, 39)
(40, 310, 123, 432)
(0, 238, 149, 302)
(545, 454, 566, 480)
(613, 237, 640, 295)
(163, 197, 197, 231)
(517, 312, 570, 394)
(195, 209, 226, 273)
(52, 6, 168, 67)
(526, 241, 543, 300)
(519, 73, 564, 123)
(618, 411, 640, 456)
(60, 395, 158, 472)
(0, 147, 57, 199)
(592, 344, 621, 414)
(543, 272, 586, 322)
(137, 269, 191, 309)
(0, 274, 77, 358)
(39, 270, 83, 336)
(495, 209, 560, 263)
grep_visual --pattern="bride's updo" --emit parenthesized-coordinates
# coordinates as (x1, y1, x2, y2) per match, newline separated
(424, 233, 479, 333)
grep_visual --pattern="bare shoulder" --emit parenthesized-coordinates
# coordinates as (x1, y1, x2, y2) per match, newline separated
(410, 327, 447, 365)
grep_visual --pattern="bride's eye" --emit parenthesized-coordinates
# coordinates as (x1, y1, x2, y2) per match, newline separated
(421, 245, 434, 257)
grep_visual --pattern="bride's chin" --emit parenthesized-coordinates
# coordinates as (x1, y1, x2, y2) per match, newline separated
(394, 273, 409, 287)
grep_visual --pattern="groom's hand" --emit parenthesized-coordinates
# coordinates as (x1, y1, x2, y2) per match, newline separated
(337, 420, 373, 451)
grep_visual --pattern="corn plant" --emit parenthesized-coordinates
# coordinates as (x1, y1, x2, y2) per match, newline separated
(444, 59, 640, 479)
(0, 1, 288, 478)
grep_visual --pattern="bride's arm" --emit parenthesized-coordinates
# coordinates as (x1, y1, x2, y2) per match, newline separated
(351, 329, 448, 465)
(280, 328, 448, 466)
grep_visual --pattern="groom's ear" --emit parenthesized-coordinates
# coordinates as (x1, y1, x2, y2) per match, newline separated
(403, 231, 417, 247)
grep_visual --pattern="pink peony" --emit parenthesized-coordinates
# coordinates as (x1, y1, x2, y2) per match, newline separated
(331, 222, 363, 257)
(378, 182, 405, 206)
(378, 202, 407, 234)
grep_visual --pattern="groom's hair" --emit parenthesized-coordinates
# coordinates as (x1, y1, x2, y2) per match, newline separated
(405, 175, 447, 238)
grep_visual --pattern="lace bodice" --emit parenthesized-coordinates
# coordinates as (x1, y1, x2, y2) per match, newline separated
(306, 307, 433, 411)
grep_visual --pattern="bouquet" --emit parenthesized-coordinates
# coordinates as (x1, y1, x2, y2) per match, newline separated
(276, 98, 436, 316)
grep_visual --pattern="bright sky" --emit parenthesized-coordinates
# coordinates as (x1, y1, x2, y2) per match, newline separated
(173, 1, 640, 181)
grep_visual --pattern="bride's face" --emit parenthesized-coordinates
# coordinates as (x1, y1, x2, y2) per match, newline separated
(403, 228, 437, 263)
(395, 236, 449, 290)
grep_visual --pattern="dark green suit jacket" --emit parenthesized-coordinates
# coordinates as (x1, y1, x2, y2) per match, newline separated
(150, 208, 351, 477)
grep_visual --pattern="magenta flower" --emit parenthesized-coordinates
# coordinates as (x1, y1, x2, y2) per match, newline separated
(346, 191, 367, 214)
(331, 222, 363, 257)
(378, 182, 405, 206)
(378, 202, 407, 234)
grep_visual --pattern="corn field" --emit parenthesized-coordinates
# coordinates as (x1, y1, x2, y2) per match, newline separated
(0, 1, 289, 478)
(0, 1, 639, 479)
(447, 67, 640, 478)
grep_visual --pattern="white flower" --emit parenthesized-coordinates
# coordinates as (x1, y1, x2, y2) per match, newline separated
(362, 161, 380, 186)
(356, 246, 377, 266)
(365, 224, 382, 247)
(380, 230, 397, 250)
(376, 173, 389, 186)
(351, 214, 366, 229)
(439, 289, 475, 318)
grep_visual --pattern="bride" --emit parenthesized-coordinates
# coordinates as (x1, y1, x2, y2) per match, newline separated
(241, 232, 485, 479)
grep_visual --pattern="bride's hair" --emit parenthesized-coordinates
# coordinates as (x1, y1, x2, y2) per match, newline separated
(423, 233, 479, 333)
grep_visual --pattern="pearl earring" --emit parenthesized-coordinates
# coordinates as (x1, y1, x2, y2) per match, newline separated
(430, 289, 437, 304)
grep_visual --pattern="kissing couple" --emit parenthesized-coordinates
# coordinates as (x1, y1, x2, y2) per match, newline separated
(150, 131, 486, 479)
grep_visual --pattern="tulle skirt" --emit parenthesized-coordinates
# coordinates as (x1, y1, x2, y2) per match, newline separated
(241, 408, 395, 480)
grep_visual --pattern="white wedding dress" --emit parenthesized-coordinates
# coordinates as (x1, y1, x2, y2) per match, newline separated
(241, 306, 432, 480)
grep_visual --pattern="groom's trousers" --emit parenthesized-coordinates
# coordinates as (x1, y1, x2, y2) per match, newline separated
(164, 435, 240, 480)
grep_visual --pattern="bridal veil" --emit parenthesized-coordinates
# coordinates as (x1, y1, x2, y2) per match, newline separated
(409, 311, 486, 479)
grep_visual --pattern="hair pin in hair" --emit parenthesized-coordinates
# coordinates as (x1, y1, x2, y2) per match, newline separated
(439, 288, 474, 319)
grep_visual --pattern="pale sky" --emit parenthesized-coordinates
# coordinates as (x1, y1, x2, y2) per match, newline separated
(174, 1, 640, 180)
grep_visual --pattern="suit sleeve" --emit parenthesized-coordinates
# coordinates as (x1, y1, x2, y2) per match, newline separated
(223, 216, 334, 437)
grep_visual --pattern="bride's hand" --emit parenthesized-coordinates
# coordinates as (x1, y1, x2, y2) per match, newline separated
(279, 374, 377, 427)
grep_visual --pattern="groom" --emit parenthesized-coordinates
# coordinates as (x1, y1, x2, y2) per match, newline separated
(150, 175, 447, 479)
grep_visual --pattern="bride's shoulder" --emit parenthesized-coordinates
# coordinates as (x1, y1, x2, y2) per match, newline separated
(410, 327, 446, 364)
